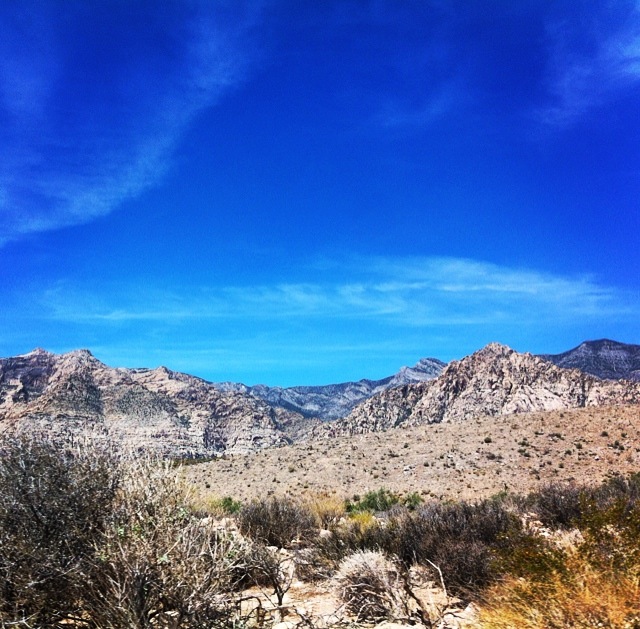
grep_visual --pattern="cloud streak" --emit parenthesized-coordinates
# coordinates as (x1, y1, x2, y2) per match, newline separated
(0, 3, 258, 246)
(540, 3, 640, 124)
(41, 256, 637, 328)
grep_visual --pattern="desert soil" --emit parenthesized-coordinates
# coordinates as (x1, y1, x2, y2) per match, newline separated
(181, 404, 640, 503)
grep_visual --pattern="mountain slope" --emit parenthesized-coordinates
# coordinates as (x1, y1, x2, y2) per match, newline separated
(215, 357, 446, 420)
(333, 343, 640, 436)
(0, 349, 313, 456)
(540, 339, 640, 381)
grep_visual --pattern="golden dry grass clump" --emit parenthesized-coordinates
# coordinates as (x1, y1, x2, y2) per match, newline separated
(478, 553, 640, 628)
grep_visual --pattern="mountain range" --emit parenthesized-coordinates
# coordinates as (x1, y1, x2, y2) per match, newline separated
(331, 342, 640, 437)
(215, 357, 446, 420)
(541, 339, 640, 381)
(0, 340, 638, 456)
(0, 348, 310, 456)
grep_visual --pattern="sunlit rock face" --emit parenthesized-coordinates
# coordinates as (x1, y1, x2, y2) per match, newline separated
(332, 343, 640, 436)
(0, 349, 312, 457)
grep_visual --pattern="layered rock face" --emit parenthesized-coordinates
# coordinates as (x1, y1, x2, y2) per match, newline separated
(216, 357, 446, 420)
(332, 343, 640, 436)
(0, 349, 311, 456)
(541, 339, 640, 381)
(3, 342, 639, 455)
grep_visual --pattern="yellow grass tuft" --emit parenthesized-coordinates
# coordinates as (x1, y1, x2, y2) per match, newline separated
(303, 492, 346, 528)
(477, 551, 640, 628)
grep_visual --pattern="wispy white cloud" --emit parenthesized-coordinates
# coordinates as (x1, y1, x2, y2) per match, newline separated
(373, 81, 465, 128)
(540, 4, 640, 125)
(0, 3, 260, 246)
(40, 256, 637, 328)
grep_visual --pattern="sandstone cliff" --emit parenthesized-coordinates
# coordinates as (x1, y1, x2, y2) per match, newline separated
(332, 343, 640, 436)
(0, 349, 312, 456)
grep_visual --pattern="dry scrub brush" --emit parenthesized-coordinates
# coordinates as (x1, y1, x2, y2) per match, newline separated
(235, 495, 316, 548)
(478, 551, 640, 629)
(0, 433, 120, 627)
(333, 550, 410, 621)
(0, 434, 252, 629)
(478, 476, 640, 628)
(83, 457, 250, 628)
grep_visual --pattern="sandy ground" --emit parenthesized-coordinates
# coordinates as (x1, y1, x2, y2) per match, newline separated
(181, 404, 640, 504)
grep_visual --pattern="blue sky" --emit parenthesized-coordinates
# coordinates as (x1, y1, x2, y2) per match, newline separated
(1, 1, 639, 386)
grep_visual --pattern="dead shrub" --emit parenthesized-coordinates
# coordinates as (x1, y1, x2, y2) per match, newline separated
(0, 434, 120, 627)
(334, 550, 409, 621)
(82, 458, 248, 628)
(293, 546, 337, 582)
(245, 543, 294, 608)
(524, 482, 583, 529)
(0, 435, 250, 628)
(236, 496, 317, 548)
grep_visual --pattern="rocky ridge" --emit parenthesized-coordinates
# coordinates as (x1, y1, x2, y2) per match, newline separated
(0, 349, 313, 456)
(541, 339, 640, 381)
(2, 342, 640, 457)
(215, 357, 445, 420)
(332, 343, 640, 436)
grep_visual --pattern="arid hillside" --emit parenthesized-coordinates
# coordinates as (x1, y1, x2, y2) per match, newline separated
(0, 348, 311, 456)
(182, 404, 640, 503)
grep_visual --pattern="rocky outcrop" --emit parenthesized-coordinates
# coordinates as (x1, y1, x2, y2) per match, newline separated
(332, 343, 640, 436)
(540, 339, 640, 381)
(0, 349, 313, 456)
(215, 357, 445, 420)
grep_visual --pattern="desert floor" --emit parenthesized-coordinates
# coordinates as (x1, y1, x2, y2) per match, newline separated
(182, 404, 640, 504)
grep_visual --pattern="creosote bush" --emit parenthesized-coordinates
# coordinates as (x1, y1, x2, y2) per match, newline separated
(236, 495, 316, 548)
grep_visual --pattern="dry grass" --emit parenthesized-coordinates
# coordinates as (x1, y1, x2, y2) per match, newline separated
(181, 405, 640, 504)
(478, 552, 640, 628)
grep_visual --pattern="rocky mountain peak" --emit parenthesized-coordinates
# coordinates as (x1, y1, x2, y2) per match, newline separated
(0, 348, 311, 457)
(332, 343, 640, 436)
(22, 347, 52, 357)
(541, 339, 640, 381)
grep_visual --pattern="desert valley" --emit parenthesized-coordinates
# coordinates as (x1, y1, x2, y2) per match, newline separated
(2, 339, 640, 627)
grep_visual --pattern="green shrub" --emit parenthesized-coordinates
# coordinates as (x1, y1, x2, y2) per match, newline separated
(403, 491, 424, 510)
(217, 495, 243, 514)
(346, 488, 400, 513)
